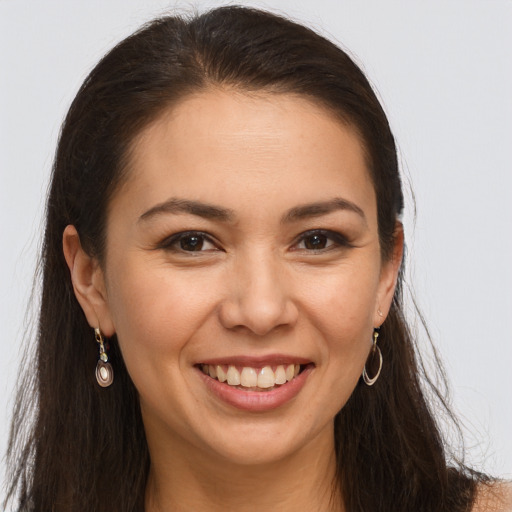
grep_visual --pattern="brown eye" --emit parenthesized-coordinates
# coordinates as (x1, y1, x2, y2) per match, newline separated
(180, 235, 205, 251)
(294, 230, 350, 252)
(303, 234, 328, 250)
(159, 231, 218, 253)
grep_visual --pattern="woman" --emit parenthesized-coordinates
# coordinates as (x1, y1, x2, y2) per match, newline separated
(3, 5, 510, 512)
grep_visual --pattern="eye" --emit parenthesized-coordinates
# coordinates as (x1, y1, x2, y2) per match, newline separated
(299, 233, 331, 250)
(159, 231, 218, 253)
(294, 230, 350, 252)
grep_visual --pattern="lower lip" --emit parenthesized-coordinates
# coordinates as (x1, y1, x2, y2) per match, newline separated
(198, 366, 313, 412)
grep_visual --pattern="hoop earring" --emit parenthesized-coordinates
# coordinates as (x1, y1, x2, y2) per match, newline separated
(362, 328, 382, 386)
(95, 328, 114, 387)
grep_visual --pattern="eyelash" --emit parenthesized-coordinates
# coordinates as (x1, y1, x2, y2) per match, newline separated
(157, 229, 351, 254)
(292, 229, 352, 252)
(157, 231, 219, 254)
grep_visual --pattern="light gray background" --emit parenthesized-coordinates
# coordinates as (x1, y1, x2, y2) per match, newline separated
(1, 0, 511, 499)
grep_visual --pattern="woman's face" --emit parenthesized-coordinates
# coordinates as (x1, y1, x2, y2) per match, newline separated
(94, 90, 400, 465)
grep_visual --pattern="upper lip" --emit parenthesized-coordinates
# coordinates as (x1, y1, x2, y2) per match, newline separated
(197, 354, 313, 367)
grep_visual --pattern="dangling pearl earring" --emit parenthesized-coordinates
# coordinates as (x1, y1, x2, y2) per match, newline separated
(95, 327, 114, 387)
(362, 328, 383, 386)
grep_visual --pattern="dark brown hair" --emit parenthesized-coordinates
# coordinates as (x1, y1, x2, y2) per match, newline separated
(4, 6, 484, 511)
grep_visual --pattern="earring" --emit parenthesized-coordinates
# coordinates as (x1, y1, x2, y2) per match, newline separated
(95, 327, 114, 387)
(362, 328, 382, 386)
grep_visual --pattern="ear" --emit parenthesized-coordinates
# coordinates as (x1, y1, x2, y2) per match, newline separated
(62, 225, 115, 336)
(374, 221, 404, 327)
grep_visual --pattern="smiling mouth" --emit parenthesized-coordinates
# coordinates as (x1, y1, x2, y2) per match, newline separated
(198, 363, 309, 392)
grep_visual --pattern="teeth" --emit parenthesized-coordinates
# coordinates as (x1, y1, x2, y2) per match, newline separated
(285, 364, 295, 381)
(216, 365, 227, 383)
(240, 367, 258, 387)
(202, 363, 305, 389)
(226, 366, 241, 386)
(275, 365, 286, 385)
(257, 366, 275, 388)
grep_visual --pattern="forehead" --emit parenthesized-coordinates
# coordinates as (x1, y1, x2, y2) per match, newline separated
(118, 89, 376, 224)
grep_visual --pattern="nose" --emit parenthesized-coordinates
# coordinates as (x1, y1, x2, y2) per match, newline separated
(218, 253, 299, 336)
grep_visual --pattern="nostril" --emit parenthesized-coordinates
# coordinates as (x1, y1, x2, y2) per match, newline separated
(218, 298, 299, 337)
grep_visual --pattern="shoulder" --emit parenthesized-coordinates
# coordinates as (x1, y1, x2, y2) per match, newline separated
(472, 481, 512, 512)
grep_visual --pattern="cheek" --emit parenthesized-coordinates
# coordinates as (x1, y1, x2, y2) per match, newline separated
(104, 265, 219, 420)
(301, 261, 379, 398)
(105, 260, 218, 368)
(303, 261, 380, 338)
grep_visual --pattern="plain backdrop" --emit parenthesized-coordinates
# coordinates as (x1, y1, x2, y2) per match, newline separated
(1, 0, 511, 499)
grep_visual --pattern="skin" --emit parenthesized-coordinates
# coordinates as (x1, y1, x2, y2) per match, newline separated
(64, 90, 403, 511)
(473, 483, 512, 512)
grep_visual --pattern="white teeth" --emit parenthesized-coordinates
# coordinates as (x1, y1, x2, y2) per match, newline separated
(275, 365, 286, 385)
(226, 365, 241, 386)
(202, 363, 304, 388)
(216, 365, 227, 383)
(240, 367, 258, 387)
(257, 366, 275, 388)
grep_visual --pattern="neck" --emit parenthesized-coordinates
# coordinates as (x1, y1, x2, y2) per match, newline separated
(144, 425, 342, 512)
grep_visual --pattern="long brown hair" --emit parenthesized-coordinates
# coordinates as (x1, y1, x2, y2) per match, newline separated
(4, 6, 485, 511)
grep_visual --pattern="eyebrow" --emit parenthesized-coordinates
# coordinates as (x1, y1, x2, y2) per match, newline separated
(139, 198, 235, 223)
(281, 198, 367, 225)
(138, 196, 366, 225)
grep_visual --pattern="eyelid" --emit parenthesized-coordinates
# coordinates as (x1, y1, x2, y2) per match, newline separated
(156, 230, 219, 252)
(291, 229, 352, 251)
(155, 228, 350, 253)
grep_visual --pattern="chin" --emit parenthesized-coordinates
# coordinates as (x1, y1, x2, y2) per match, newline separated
(189, 414, 333, 468)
